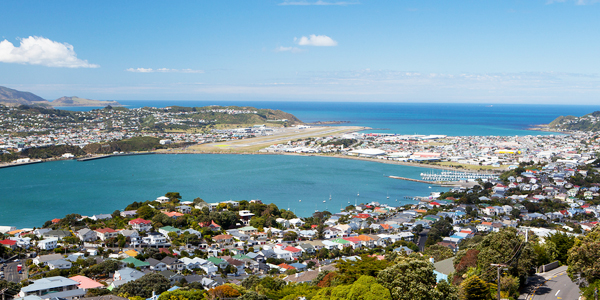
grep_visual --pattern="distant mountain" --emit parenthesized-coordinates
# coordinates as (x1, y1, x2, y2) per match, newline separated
(0, 86, 51, 107)
(0, 86, 121, 107)
(548, 111, 600, 132)
(52, 96, 121, 107)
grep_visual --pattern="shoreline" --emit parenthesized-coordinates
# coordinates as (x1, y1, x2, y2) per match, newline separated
(1, 148, 503, 174)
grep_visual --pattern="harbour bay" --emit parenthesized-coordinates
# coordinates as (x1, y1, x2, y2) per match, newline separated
(0, 153, 448, 228)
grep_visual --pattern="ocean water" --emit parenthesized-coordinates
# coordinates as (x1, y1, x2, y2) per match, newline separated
(0, 154, 447, 228)
(7, 102, 600, 228)
(57, 101, 600, 136)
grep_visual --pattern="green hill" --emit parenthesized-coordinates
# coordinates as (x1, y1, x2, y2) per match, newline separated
(548, 111, 600, 132)
(51, 96, 122, 107)
(0, 86, 51, 107)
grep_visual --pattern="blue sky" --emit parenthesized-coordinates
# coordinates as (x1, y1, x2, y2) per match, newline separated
(1, 0, 599, 103)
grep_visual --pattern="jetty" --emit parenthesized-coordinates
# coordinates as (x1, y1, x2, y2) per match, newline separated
(420, 170, 498, 181)
(0, 160, 43, 169)
(388, 175, 477, 188)
(77, 152, 155, 162)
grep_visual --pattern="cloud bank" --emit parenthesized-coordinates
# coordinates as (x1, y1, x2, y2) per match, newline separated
(295, 35, 338, 46)
(0, 36, 98, 68)
(126, 68, 204, 73)
(274, 46, 304, 53)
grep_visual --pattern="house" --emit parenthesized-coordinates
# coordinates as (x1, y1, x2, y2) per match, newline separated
(34, 254, 64, 266)
(160, 270, 184, 285)
(158, 226, 181, 238)
(91, 214, 113, 221)
(76, 228, 97, 242)
(111, 268, 145, 289)
(0, 239, 17, 250)
(212, 234, 233, 246)
(163, 211, 184, 218)
(120, 210, 138, 218)
(147, 258, 168, 271)
(238, 210, 255, 226)
(42, 230, 72, 240)
(177, 205, 192, 214)
(276, 218, 290, 228)
(142, 232, 169, 246)
(47, 259, 73, 270)
(18, 276, 85, 299)
(129, 218, 152, 232)
(162, 256, 184, 271)
(121, 257, 150, 269)
(38, 238, 58, 250)
(94, 228, 118, 241)
(289, 218, 305, 228)
(199, 220, 221, 231)
(68, 275, 104, 291)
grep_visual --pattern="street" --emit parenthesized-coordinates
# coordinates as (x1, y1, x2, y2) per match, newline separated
(3, 261, 23, 283)
(520, 266, 580, 300)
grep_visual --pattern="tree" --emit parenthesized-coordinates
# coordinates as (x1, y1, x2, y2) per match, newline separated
(206, 285, 241, 299)
(548, 231, 575, 264)
(165, 192, 182, 204)
(568, 226, 600, 286)
(116, 273, 170, 298)
(377, 257, 459, 300)
(313, 275, 392, 300)
(460, 275, 492, 300)
(335, 254, 390, 285)
(475, 227, 536, 283)
(137, 205, 156, 220)
(238, 291, 268, 300)
(157, 289, 205, 300)
(423, 244, 454, 262)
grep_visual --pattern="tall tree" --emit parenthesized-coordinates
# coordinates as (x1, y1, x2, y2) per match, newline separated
(460, 275, 492, 300)
(568, 226, 600, 286)
(377, 257, 459, 300)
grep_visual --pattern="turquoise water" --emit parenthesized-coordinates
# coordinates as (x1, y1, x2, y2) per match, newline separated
(57, 102, 600, 136)
(0, 154, 446, 228)
(8, 102, 600, 228)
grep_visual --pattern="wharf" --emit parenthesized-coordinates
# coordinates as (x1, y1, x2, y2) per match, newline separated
(388, 175, 460, 187)
(0, 160, 43, 169)
(77, 152, 155, 162)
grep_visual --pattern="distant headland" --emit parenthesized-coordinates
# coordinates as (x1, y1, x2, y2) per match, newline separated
(0, 85, 122, 107)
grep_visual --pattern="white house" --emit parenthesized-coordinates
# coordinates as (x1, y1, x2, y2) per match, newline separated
(76, 228, 97, 242)
(38, 238, 58, 250)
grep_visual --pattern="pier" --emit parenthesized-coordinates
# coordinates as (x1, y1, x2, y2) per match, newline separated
(388, 175, 437, 184)
(77, 152, 155, 162)
(0, 160, 43, 169)
(420, 170, 498, 181)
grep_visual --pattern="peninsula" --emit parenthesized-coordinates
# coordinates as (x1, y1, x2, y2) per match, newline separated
(0, 86, 122, 107)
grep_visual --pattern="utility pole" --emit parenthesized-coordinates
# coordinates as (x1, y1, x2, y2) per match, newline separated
(491, 264, 508, 300)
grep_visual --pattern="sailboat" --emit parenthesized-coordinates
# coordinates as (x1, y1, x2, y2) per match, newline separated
(357, 191, 360, 197)
(387, 192, 390, 199)
(329, 194, 332, 201)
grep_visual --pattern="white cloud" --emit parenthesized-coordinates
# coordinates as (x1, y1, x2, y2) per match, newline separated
(0, 36, 98, 68)
(126, 68, 204, 73)
(279, 0, 359, 5)
(275, 46, 304, 53)
(295, 35, 338, 46)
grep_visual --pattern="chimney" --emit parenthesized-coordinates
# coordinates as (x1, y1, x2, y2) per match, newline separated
(318, 266, 321, 272)
(295, 273, 299, 278)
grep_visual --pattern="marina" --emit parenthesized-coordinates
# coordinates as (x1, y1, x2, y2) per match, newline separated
(420, 170, 498, 182)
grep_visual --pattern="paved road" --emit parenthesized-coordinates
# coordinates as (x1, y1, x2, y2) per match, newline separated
(520, 266, 580, 300)
(3, 262, 23, 283)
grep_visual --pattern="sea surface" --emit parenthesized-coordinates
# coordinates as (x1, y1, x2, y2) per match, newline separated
(5, 102, 600, 228)
(0, 154, 447, 228)
(57, 101, 600, 136)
